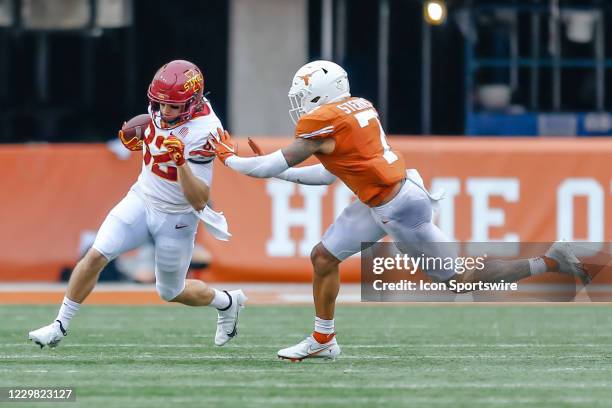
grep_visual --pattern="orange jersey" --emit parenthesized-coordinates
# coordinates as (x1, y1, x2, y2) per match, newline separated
(295, 97, 406, 206)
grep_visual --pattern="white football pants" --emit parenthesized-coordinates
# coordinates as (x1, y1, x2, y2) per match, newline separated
(321, 178, 456, 281)
(92, 187, 199, 301)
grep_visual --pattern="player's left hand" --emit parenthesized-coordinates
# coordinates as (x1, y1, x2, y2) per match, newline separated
(211, 127, 237, 165)
(163, 135, 186, 166)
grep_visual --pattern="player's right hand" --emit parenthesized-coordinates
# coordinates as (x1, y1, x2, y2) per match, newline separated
(163, 135, 186, 166)
(211, 127, 237, 165)
(247, 137, 264, 156)
(118, 124, 143, 151)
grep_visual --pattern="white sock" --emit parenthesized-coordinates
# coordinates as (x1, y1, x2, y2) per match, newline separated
(528, 257, 547, 276)
(210, 289, 231, 310)
(54, 297, 80, 331)
(314, 317, 335, 334)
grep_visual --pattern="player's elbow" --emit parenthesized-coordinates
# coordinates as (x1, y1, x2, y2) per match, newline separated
(192, 203, 206, 212)
(187, 192, 209, 212)
(246, 169, 277, 179)
(246, 173, 266, 179)
(191, 196, 208, 212)
(322, 175, 337, 185)
(306, 177, 335, 186)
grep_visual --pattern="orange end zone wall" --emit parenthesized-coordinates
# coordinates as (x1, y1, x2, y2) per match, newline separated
(2, 138, 612, 283)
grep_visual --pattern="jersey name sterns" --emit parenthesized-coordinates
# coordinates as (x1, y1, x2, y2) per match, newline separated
(135, 102, 221, 213)
(295, 97, 406, 206)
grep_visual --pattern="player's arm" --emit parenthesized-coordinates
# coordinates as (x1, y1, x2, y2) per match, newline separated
(275, 163, 336, 185)
(163, 136, 209, 211)
(247, 137, 336, 185)
(176, 164, 210, 211)
(213, 128, 329, 179)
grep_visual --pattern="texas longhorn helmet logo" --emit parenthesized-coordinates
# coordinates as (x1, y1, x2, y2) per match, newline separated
(298, 69, 320, 86)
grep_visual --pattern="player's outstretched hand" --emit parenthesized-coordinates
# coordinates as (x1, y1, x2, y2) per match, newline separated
(163, 135, 186, 166)
(247, 137, 264, 156)
(211, 127, 237, 165)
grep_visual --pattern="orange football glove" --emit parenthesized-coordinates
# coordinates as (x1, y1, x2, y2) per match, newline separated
(118, 126, 143, 151)
(162, 135, 186, 166)
(211, 127, 237, 165)
(247, 137, 264, 156)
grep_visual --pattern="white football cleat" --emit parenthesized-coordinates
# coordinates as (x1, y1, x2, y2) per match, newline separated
(277, 335, 341, 362)
(215, 290, 247, 346)
(28, 320, 66, 349)
(546, 241, 591, 285)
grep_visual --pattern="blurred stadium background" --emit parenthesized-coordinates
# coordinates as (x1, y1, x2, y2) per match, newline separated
(1, 0, 611, 287)
(2, 1, 612, 406)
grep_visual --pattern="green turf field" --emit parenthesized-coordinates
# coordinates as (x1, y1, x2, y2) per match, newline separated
(1, 304, 612, 407)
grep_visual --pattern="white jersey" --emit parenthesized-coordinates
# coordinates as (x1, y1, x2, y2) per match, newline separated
(135, 101, 221, 213)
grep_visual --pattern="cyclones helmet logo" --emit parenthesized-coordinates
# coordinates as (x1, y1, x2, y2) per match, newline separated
(183, 69, 203, 93)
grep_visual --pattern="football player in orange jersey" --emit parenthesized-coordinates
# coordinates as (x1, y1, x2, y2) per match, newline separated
(212, 60, 589, 362)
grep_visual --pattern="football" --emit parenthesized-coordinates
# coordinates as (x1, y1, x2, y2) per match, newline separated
(120, 113, 152, 143)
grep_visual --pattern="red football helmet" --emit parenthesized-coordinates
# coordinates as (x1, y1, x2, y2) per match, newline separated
(147, 60, 205, 129)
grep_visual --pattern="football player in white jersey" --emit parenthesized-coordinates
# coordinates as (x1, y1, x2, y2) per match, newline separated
(29, 60, 246, 349)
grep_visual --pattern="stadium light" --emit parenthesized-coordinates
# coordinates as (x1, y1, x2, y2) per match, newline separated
(423, 0, 447, 25)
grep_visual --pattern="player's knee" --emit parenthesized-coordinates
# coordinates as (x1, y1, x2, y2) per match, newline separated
(155, 269, 184, 302)
(310, 243, 339, 277)
(156, 283, 181, 302)
(78, 248, 108, 272)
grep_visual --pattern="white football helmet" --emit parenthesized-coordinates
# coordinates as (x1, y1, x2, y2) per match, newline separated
(288, 60, 351, 124)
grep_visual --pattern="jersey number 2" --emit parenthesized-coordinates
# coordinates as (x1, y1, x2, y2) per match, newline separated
(354, 109, 398, 164)
(144, 135, 178, 182)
